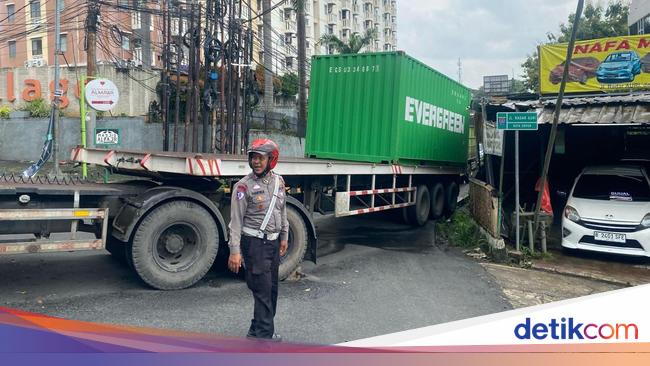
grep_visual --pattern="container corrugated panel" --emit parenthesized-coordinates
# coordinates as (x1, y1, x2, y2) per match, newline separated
(306, 51, 471, 167)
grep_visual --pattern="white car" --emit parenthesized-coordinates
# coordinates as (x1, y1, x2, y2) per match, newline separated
(562, 165, 650, 257)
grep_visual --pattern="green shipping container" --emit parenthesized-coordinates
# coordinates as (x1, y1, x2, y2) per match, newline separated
(306, 51, 471, 167)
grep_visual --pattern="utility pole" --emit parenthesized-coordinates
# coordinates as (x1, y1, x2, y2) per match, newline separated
(51, 0, 63, 177)
(86, 2, 98, 79)
(85, 1, 99, 150)
(296, 0, 307, 138)
(262, 0, 273, 112)
(162, 0, 169, 151)
(532, 0, 585, 236)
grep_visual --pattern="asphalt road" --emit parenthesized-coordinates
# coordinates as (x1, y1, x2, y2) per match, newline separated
(0, 213, 511, 344)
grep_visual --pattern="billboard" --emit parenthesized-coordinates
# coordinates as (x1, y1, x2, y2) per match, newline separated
(483, 75, 512, 95)
(539, 34, 650, 94)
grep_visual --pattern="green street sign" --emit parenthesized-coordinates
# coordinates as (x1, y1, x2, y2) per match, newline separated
(496, 112, 538, 130)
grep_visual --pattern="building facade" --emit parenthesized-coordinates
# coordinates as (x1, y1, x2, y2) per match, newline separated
(0, 0, 163, 69)
(253, 0, 397, 75)
(628, 0, 650, 35)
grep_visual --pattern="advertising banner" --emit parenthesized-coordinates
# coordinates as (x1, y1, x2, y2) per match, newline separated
(540, 34, 650, 94)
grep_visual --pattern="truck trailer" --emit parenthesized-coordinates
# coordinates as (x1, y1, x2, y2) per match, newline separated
(0, 52, 471, 290)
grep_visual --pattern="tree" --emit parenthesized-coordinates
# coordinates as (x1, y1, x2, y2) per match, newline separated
(521, 1, 629, 92)
(255, 64, 282, 94)
(279, 73, 299, 97)
(319, 28, 378, 54)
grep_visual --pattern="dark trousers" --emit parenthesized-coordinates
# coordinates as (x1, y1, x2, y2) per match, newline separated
(241, 235, 280, 338)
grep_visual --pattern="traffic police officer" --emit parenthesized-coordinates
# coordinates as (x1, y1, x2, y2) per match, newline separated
(228, 139, 288, 341)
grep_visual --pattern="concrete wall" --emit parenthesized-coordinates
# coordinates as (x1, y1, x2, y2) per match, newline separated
(0, 65, 159, 117)
(0, 118, 306, 162)
(0, 117, 162, 162)
(249, 130, 305, 158)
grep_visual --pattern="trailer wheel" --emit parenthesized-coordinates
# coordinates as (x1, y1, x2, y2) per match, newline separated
(445, 181, 460, 216)
(130, 201, 219, 290)
(406, 185, 430, 226)
(429, 183, 445, 220)
(279, 206, 308, 280)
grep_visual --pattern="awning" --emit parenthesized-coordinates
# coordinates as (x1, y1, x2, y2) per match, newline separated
(488, 93, 650, 125)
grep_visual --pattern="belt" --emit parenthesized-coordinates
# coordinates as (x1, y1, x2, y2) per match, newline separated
(242, 227, 280, 241)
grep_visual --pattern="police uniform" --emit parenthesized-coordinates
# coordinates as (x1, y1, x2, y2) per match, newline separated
(229, 171, 288, 339)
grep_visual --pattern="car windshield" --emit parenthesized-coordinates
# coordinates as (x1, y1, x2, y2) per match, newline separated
(573, 173, 650, 201)
(605, 53, 631, 62)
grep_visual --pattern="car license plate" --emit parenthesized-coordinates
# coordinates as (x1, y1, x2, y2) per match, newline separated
(594, 231, 626, 243)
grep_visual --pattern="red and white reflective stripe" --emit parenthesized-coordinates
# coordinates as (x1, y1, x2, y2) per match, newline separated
(186, 158, 223, 176)
(187, 159, 194, 175)
(213, 159, 222, 176)
(391, 165, 403, 174)
(71, 147, 81, 162)
(346, 202, 413, 216)
(348, 187, 416, 197)
(139, 154, 152, 170)
(103, 150, 116, 166)
(196, 159, 207, 175)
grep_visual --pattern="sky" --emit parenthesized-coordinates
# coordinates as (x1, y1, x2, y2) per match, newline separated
(397, 0, 579, 89)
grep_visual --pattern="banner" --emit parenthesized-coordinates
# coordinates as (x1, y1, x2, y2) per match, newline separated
(539, 34, 650, 94)
(483, 121, 504, 156)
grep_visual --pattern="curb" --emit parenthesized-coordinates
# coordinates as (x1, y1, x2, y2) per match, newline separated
(529, 262, 637, 287)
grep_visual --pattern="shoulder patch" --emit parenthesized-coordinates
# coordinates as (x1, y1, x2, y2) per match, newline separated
(236, 184, 247, 200)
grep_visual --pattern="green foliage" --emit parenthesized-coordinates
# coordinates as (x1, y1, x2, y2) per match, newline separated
(521, 0, 629, 92)
(319, 28, 378, 54)
(0, 106, 10, 119)
(521, 51, 540, 93)
(279, 73, 299, 97)
(436, 209, 487, 249)
(19, 98, 50, 118)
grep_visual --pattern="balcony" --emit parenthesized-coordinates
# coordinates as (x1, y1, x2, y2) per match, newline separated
(341, 18, 351, 30)
(340, 0, 351, 10)
(364, 11, 373, 21)
(327, 13, 338, 25)
(284, 45, 297, 57)
(284, 20, 297, 33)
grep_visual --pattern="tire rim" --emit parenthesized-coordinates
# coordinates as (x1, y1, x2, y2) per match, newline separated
(419, 192, 431, 221)
(152, 222, 203, 273)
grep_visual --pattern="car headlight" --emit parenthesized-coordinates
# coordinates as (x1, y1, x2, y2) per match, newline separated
(642, 214, 650, 228)
(564, 205, 580, 223)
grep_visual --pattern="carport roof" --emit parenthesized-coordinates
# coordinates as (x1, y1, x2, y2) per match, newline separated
(488, 93, 650, 125)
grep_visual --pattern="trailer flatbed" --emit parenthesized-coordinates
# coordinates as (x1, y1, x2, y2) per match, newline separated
(71, 147, 463, 178)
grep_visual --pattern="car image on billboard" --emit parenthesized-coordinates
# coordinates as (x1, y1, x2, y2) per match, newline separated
(549, 57, 600, 85)
(641, 52, 650, 73)
(596, 51, 642, 83)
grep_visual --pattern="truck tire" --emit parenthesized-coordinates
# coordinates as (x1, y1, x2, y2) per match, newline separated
(279, 206, 308, 280)
(445, 181, 460, 216)
(429, 183, 445, 220)
(129, 201, 219, 290)
(406, 185, 430, 226)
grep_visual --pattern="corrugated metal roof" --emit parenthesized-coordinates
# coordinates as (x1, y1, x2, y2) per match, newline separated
(488, 93, 650, 124)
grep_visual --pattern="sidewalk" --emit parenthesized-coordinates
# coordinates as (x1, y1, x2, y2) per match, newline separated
(531, 249, 650, 286)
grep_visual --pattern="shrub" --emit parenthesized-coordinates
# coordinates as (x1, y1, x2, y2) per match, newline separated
(19, 98, 50, 118)
(0, 106, 10, 119)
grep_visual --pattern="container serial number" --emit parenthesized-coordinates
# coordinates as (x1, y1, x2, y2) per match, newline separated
(329, 65, 380, 74)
